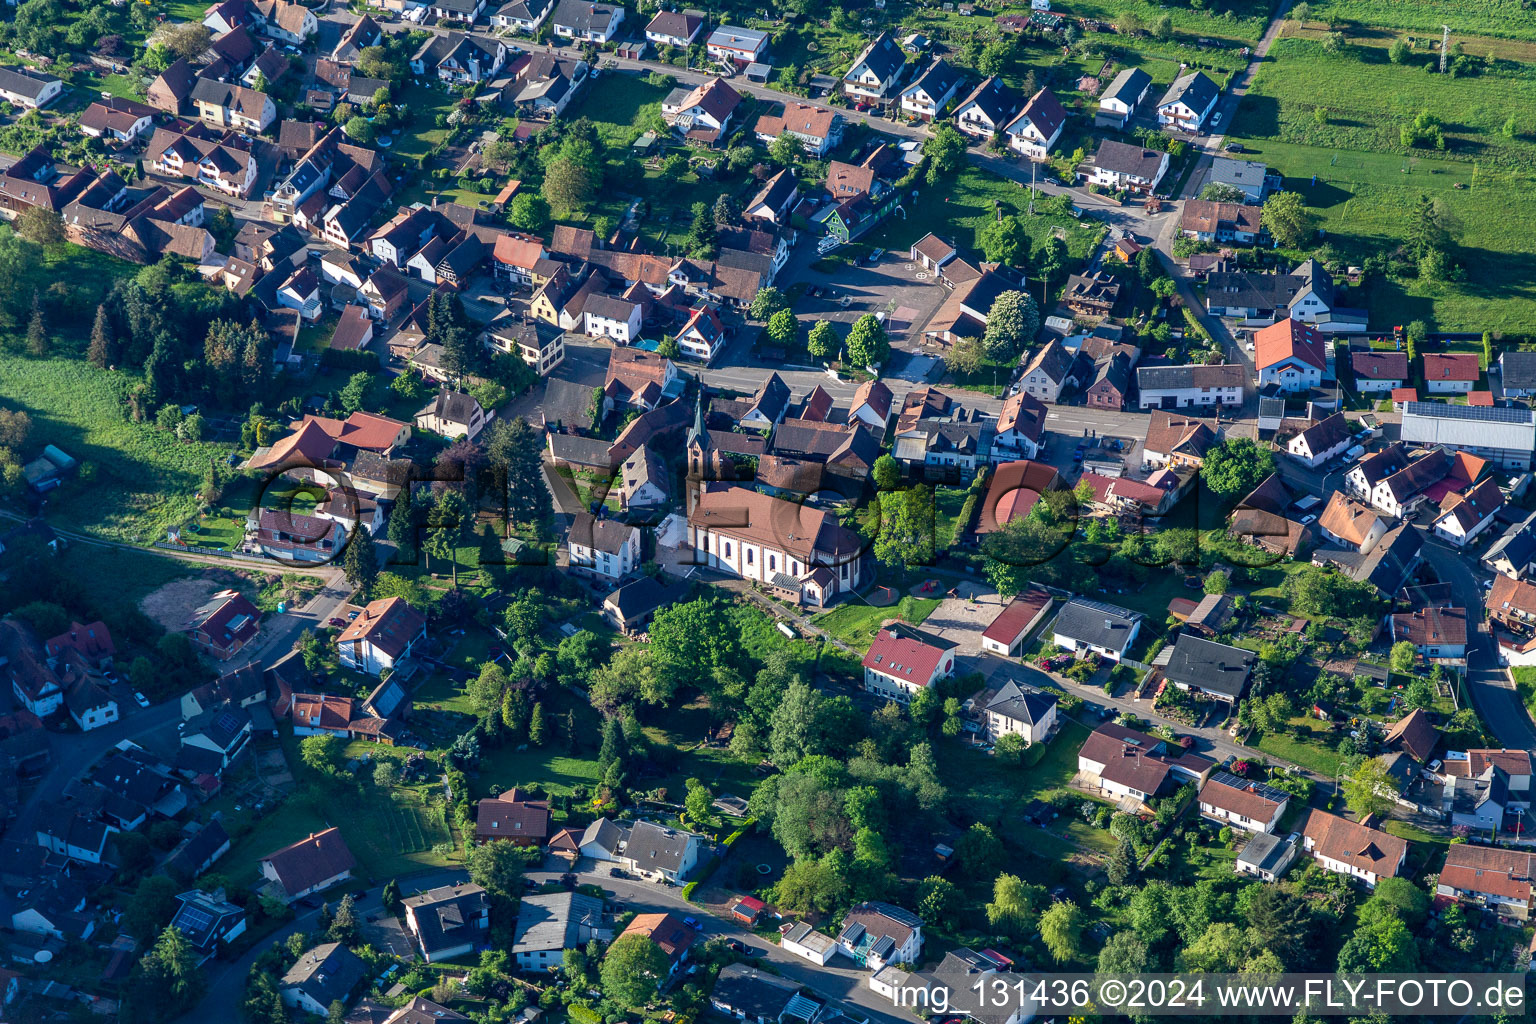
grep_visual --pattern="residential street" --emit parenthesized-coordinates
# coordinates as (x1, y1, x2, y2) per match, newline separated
(1415, 533, 1536, 750)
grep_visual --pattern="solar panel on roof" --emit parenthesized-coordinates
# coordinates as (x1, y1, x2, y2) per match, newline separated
(1404, 401, 1532, 424)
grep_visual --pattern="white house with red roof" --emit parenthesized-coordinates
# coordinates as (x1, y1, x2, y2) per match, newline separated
(259, 827, 356, 903)
(675, 306, 726, 363)
(336, 597, 427, 675)
(1254, 318, 1329, 392)
(1425, 353, 1480, 394)
(661, 77, 743, 146)
(861, 623, 958, 703)
(981, 590, 1052, 657)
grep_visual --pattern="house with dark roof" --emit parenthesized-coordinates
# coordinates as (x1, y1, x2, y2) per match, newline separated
(185, 590, 261, 661)
(1053, 597, 1142, 662)
(281, 942, 366, 1015)
(899, 58, 963, 121)
(171, 889, 246, 964)
(1286, 411, 1353, 469)
(1156, 70, 1218, 131)
(844, 32, 906, 101)
(512, 892, 611, 970)
(1313, 523, 1423, 597)
(550, 0, 624, 41)
(862, 624, 958, 703)
(711, 964, 820, 1024)
(165, 820, 233, 882)
(568, 512, 640, 581)
(1301, 809, 1407, 887)
(619, 821, 705, 882)
(645, 9, 703, 47)
(475, 789, 551, 846)
(1003, 87, 1068, 160)
(1432, 477, 1505, 548)
(261, 828, 356, 903)
(602, 576, 677, 634)
(972, 678, 1058, 745)
(403, 883, 490, 962)
(1498, 350, 1536, 398)
(954, 75, 1021, 139)
(0, 66, 63, 110)
(181, 702, 254, 769)
(835, 902, 924, 970)
(415, 389, 489, 441)
(1352, 350, 1409, 393)
(1136, 363, 1245, 409)
(11, 875, 95, 941)
(1096, 67, 1151, 128)
(1163, 634, 1256, 703)
(1485, 509, 1536, 581)
(1425, 353, 1480, 394)
(1081, 139, 1168, 193)
(744, 168, 800, 224)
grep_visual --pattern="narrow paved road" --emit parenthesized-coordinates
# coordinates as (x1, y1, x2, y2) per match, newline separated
(1415, 533, 1536, 750)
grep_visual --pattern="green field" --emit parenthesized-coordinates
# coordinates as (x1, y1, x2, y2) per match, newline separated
(811, 594, 941, 648)
(1301, 0, 1536, 41)
(0, 357, 235, 542)
(1254, 717, 1349, 777)
(1228, 36, 1536, 332)
(1233, 39, 1536, 168)
(862, 165, 1105, 270)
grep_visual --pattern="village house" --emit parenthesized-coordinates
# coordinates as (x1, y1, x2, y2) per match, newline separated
(260, 828, 356, 904)
(489, 0, 553, 31)
(711, 963, 820, 1024)
(1156, 70, 1219, 131)
(281, 942, 365, 1015)
(567, 513, 640, 581)
(551, 0, 624, 41)
(403, 884, 490, 963)
(992, 390, 1047, 460)
(1499, 351, 1536, 398)
(1163, 634, 1256, 704)
(1432, 478, 1505, 548)
(1437, 844, 1534, 919)
(1209, 157, 1277, 202)
(1286, 412, 1353, 469)
(1018, 338, 1080, 403)
(336, 597, 427, 676)
(706, 25, 769, 65)
(170, 889, 246, 964)
(410, 32, 508, 84)
(1095, 66, 1151, 128)
(1003, 87, 1068, 160)
(1136, 363, 1245, 409)
(861, 623, 958, 703)
(743, 169, 799, 224)
(662, 77, 743, 146)
(1179, 200, 1262, 244)
(843, 32, 906, 101)
(1300, 809, 1408, 887)
(1080, 139, 1168, 194)
(754, 102, 843, 157)
(511, 892, 610, 970)
(190, 78, 276, 132)
(1352, 351, 1408, 393)
(1486, 510, 1536, 580)
(1199, 772, 1288, 833)
(899, 58, 963, 121)
(0, 66, 63, 109)
(645, 9, 704, 47)
(1143, 410, 1217, 469)
(1318, 492, 1386, 554)
(971, 679, 1058, 746)
(415, 389, 489, 441)
(1052, 597, 1142, 662)
(1077, 723, 1213, 805)
(953, 76, 1022, 139)
(1255, 318, 1329, 392)
(185, 591, 262, 661)
(1391, 605, 1469, 661)
(835, 902, 923, 970)
(77, 97, 156, 144)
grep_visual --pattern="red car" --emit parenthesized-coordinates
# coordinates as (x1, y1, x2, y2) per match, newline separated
(329, 617, 346, 627)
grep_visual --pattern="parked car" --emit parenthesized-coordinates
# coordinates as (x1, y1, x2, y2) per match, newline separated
(608, 868, 631, 879)
(133, 692, 150, 708)
(683, 916, 700, 928)
(1224, 142, 1244, 153)
(329, 617, 346, 627)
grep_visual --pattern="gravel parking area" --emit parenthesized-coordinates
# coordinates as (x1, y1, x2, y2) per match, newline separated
(918, 582, 1005, 656)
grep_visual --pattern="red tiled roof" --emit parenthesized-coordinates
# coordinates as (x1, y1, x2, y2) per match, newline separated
(982, 589, 1051, 644)
(1302, 809, 1407, 878)
(978, 460, 1060, 533)
(475, 792, 552, 842)
(1391, 606, 1468, 647)
(1200, 776, 1283, 822)
(622, 913, 696, 963)
(291, 693, 354, 730)
(1468, 390, 1494, 406)
(1391, 387, 1417, 402)
(336, 597, 425, 660)
(260, 827, 356, 895)
(44, 621, 115, 663)
(1384, 707, 1439, 762)
(1351, 350, 1408, 380)
(1440, 844, 1535, 904)
(1424, 353, 1480, 382)
(861, 626, 953, 685)
(1253, 318, 1327, 373)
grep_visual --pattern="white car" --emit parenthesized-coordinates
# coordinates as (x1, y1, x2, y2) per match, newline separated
(1300, 514, 1317, 525)
(133, 692, 150, 708)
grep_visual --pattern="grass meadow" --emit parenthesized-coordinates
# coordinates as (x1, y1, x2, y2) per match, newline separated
(1298, 0, 1536, 41)
(0, 356, 235, 542)
(1228, 39, 1536, 332)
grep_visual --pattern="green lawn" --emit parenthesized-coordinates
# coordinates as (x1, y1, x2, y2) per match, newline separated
(1254, 718, 1348, 776)
(392, 83, 460, 161)
(811, 594, 941, 649)
(0, 356, 235, 542)
(862, 166, 1105, 274)
(49, 542, 194, 611)
(1300, 0, 1536, 41)
(1227, 38, 1536, 333)
(1513, 666, 1536, 718)
(934, 486, 970, 548)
